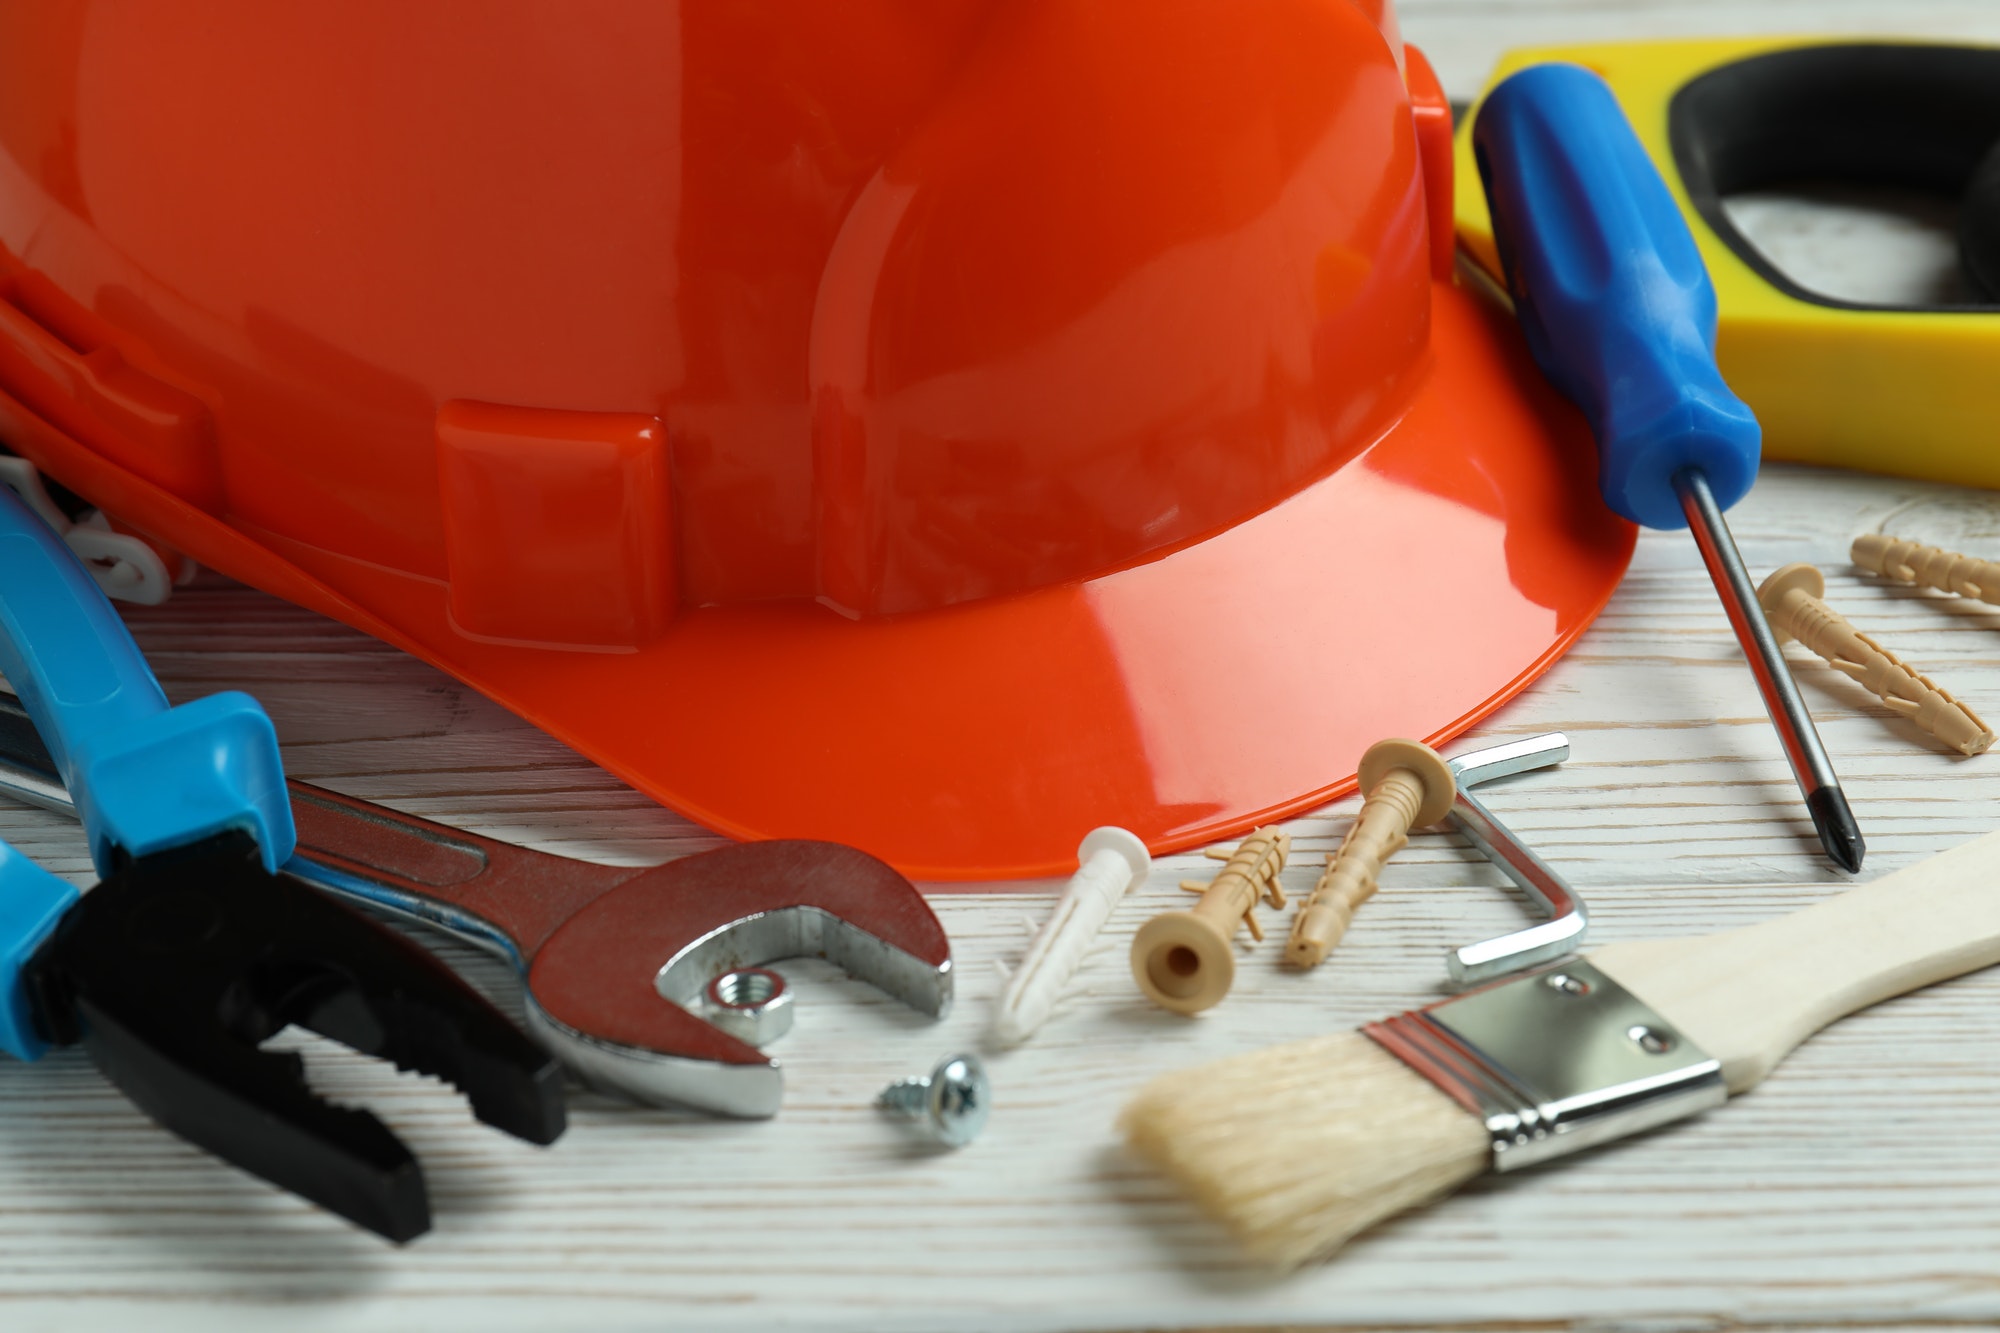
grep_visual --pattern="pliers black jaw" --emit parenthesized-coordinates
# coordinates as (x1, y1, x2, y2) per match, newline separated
(0, 475, 566, 1238)
(27, 831, 566, 1242)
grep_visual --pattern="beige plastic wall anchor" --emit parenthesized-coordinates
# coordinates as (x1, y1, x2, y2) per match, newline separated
(1286, 739, 1456, 968)
(1130, 827, 1289, 1015)
(1853, 533, 2000, 604)
(1758, 562, 1994, 756)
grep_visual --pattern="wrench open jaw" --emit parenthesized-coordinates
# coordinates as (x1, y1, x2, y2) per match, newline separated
(0, 698, 953, 1119)
(286, 793, 954, 1119)
(523, 841, 952, 1117)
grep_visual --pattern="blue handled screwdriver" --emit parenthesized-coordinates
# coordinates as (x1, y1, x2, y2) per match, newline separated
(1473, 63, 1863, 873)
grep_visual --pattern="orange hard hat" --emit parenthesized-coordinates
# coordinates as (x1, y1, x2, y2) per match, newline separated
(0, 1, 1630, 878)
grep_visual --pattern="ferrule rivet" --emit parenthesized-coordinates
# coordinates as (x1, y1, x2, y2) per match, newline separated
(1628, 1024, 1674, 1054)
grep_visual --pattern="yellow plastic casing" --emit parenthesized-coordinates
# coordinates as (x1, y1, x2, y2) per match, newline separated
(1453, 37, 2000, 488)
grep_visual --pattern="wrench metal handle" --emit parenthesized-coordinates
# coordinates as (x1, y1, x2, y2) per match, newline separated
(0, 699, 69, 816)
(1443, 733, 1587, 984)
(0, 690, 620, 970)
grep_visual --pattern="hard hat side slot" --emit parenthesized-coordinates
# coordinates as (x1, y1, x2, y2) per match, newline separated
(435, 400, 675, 651)
(0, 249, 223, 513)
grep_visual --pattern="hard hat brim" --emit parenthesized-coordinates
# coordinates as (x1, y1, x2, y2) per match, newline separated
(1, 274, 1631, 880)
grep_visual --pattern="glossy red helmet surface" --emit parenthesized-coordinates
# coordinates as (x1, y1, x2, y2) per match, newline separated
(0, 1, 1630, 877)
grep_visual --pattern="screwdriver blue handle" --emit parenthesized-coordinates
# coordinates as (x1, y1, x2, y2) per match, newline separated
(1471, 62, 1760, 531)
(0, 484, 293, 877)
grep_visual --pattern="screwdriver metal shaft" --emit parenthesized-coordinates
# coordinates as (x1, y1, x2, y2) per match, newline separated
(1677, 469, 1863, 872)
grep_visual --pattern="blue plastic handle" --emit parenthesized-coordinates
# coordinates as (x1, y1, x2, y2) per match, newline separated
(0, 836, 78, 1060)
(0, 484, 294, 877)
(1471, 63, 1760, 531)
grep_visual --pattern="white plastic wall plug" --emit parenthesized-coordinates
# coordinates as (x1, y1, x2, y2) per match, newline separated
(989, 827, 1150, 1048)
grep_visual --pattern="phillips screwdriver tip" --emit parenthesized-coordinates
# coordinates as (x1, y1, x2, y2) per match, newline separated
(1808, 786, 1865, 874)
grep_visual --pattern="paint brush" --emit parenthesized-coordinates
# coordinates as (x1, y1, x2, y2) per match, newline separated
(1120, 826, 2000, 1270)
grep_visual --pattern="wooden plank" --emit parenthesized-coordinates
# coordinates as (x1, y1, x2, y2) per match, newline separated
(10, 470, 2000, 1333)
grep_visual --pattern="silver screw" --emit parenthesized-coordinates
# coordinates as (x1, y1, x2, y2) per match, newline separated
(875, 1052, 990, 1147)
(1545, 971, 1590, 997)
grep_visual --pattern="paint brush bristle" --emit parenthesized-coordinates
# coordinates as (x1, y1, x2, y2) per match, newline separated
(1119, 1030, 1488, 1269)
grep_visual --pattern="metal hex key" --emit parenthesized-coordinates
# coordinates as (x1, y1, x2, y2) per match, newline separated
(1442, 733, 1586, 985)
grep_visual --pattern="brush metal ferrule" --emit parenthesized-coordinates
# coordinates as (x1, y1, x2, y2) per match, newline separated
(1364, 959, 1725, 1172)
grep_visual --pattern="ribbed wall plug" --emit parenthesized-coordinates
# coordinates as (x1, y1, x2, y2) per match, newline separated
(1130, 827, 1288, 1015)
(990, 827, 1150, 1048)
(1287, 740, 1456, 968)
(1853, 533, 2000, 604)
(1759, 562, 1993, 756)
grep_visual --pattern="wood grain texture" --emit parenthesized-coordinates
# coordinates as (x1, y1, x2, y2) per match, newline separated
(8, 487, 2000, 1333)
(13, 455, 2000, 1333)
(4, 3, 2000, 1330)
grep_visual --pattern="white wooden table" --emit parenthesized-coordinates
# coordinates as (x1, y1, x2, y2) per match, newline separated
(6, 4, 2000, 1329)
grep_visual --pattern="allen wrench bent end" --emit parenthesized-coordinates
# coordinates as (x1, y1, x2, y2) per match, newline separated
(1442, 733, 1586, 985)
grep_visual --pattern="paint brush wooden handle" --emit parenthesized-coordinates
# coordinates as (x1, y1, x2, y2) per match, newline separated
(1592, 828, 2000, 1093)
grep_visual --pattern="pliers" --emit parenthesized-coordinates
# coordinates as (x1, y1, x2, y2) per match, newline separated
(0, 483, 566, 1241)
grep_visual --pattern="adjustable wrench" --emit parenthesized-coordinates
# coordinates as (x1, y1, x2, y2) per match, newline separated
(0, 692, 952, 1119)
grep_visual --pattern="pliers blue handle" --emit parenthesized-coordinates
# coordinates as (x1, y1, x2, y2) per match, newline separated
(0, 838, 73, 1059)
(0, 481, 292, 1059)
(0, 483, 293, 878)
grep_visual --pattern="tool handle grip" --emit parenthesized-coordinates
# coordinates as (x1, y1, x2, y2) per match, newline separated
(0, 837, 78, 1061)
(0, 486, 292, 874)
(1591, 829, 2000, 1095)
(1471, 62, 1760, 531)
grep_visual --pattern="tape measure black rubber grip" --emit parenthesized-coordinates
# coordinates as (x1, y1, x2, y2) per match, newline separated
(1962, 139, 2000, 301)
(1667, 43, 2000, 311)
